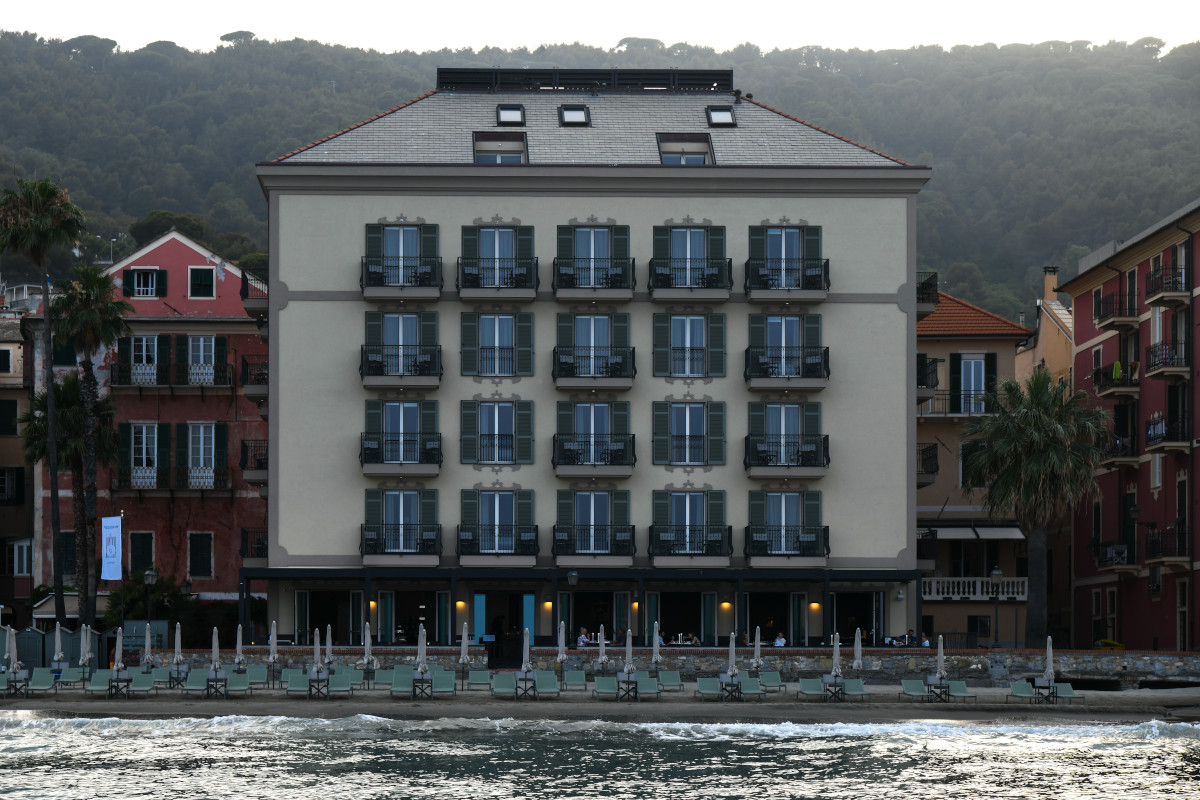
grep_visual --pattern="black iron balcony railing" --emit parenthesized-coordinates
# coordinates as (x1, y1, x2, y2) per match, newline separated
(744, 525, 829, 557)
(917, 390, 991, 415)
(744, 258, 830, 292)
(111, 362, 172, 386)
(114, 466, 231, 491)
(744, 346, 830, 380)
(670, 347, 707, 376)
(360, 432, 443, 465)
(1098, 540, 1135, 567)
(1101, 431, 1138, 460)
(1146, 526, 1190, 559)
(480, 346, 515, 376)
(648, 525, 732, 556)
(552, 524, 636, 556)
(916, 271, 939, 304)
(173, 361, 234, 387)
(1146, 415, 1189, 447)
(551, 257, 635, 290)
(240, 527, 267, 558)
(917, 357, 943, 390)
(1146, 340, 1189, 371)
(552, 433, 636, 467)
(552, 346, 636, 379)
(457, 257, 538, 290)
(456, 525, 539, 555)
(240, 270, 267, 300)
(360, 345, 443, 378)
(1092, 362, 1139, 393)
(1096, 292, 1138, 323)
(240, 440, 268, 471)
(917, 528, 938, 560)
(241, 355, 268, 388)
(361, 255, 443, 289)
(361, 523, 443, 555)
(478, 434, 514, 463)
(648, 258, 733, 290)
(1146, 267, 1189, 297)
(917, 442, 938, 477)
(670, 435, 707, 465)
(744, 434, 831, 469)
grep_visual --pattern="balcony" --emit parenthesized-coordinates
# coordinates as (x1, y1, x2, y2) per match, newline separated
(1097, 538, 1138, 573)
(648, 525, 732, 567)
(552, 346, 635, 390)
(916, 357, 943, 404)
(240, 528, 267, 563)
(1096, 292, 1139, 331)
(745, 525, 829, 567)
(917, 390, 992, 417)
(360, 256, 443, 301)
(111, 363, 172, 391)
(360, 345, 442, 389)
(110, 361, 234, 393)
(240, 270, 268, 315)
(552, 524, 635, 567)
(648, 258, 732, 302)
(1145, 415, 1189, 455)
(916, 442, 938, 487)
(921, 576, 1028, 601)
(241, 355, 268, 401)
(1145, 268, 1189, 308)
(457, 525, 538, 567)
(239, 440, 268, 486)
(916, 271, 939, 319)
(744, 258, 829, 303)
(362, 523, 442, 567)
(744, 346, 829, 391)
(1146, 526, 1190, 570)
(1092, 362, 1139, 399)
(1100, 431, 1139, 467)
(113, 466, 232, 494)
(457, 257, 538, 301)
(552, 258, 635, 302)
(552, 433, 635, 478)
(744, 434, 830, 479)
(1144, 340, 1190, 381)
(360, 432, 442, 477)
(917, 528, 938, 563)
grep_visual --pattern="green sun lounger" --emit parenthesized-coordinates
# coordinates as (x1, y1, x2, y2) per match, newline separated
(947, 680, 976, 703)
(128, 671, 158, 697)
(245, 665, 269, 689)
(842, 678, 871, 701)
(758, 671, 785, 693)
(535, 671, 560, 699)
(226, 671, 252, 698)
(56, 667, 85, 689)
(694, 677, 722, 701)
(1006, 681, 1037, 703)
(328, 670, 354, 698)
(468, 670, 492, 690)
(637, 676, 661, 700)
(797, 678, 827, 702)
(151, 667, 172, 688)
(432, 671, 456, 698)
(84, 669, 113, 697)
(391, 670, 415, 698)
(899, 679, 929, 702)
(563, 669, 587, 691)
(592, 675, 618, 700)
(284, 669, 311, 697)
(492, 672, 517, 699)
(658, 670, 683, 691)
(27, 668, 57, 697)
(182, 670, 209, 697)
(739, 676, 767, 701)
(1055, 682, 1084, 704)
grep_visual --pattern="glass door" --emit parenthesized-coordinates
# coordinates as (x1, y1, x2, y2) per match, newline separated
(480, 228, 515, 287)
(384, 402, 419, 463)
(766, 316, 801, 376)
(574, 316, 611, 377)
(575, 403, 610, 465)
(574, 491, 611, 554)
(383, 313, 419, 375)
(575, 228, 611, 287)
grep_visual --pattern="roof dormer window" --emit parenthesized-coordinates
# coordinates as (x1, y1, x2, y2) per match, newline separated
(658, 133, 713, 165)
(474, 131, 527, 164)
(706, 106, 735, 127)
(496, 105, 525, 126)
(559, 105, 590, 126)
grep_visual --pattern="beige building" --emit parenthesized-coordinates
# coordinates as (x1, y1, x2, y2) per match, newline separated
(254, 68, 933, 658)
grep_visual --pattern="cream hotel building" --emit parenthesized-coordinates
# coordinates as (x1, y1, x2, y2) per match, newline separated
(252, 68, 935, 658)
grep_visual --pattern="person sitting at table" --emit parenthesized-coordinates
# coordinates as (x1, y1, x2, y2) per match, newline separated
(612, 628, 626, 645)
(686, 632, 700, 646)
(921, 632, 931, 647)
(773, 632, 787, 647)
(741, 631, 750, 647)
(904, 629, 916, 646)
(577, 627, 590, 647)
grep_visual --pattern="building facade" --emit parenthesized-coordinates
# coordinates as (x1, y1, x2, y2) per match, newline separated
(1059, 198, 1199, 650)
(0, 316, 31, 625)
(254, 68, 933, 656)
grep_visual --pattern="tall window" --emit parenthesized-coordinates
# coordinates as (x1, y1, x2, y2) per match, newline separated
(766, 228, 802, 287)
(670, 403, 706, 465)
(133, 270, 157, 297)
(766, 492, 803, 554)
(766, 316, 803, 376)
(188, 532, 213, 578)
(132, 335, 158, 385)
(189, 423, 214, 489)
(384, 490, 420, 552)
(574, 228, 611, 287)
(573, 491, 611, 554)
(574, 316, 610, 377)
(189, 335, 215, 385)
(479, 402, 515, 463)
(574, 403, 610, 465)
(384, 402, 419, 463)
(764, 403, 802, 464)
(480, 491, 516, 553)
(960, 356, 985, 413)
(669, 492, 706, 553)
(189, 267, 215, 298)
(132, 423, 158, 489)
(671, 316, 705, 376)
(670, 228, 707, 286)
(479, 228, 515, 286)
(383, 313, 420, 375)
(480, 315, 515, 376)
(384, 226, 419, 268)
(9, 540, 31, 576)
(130, 531, 154, 574)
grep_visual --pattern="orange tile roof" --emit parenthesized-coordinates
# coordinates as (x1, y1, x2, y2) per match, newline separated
(918, 292, 1033, 338)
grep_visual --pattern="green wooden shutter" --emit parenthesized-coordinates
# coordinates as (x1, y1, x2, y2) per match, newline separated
(119, 423, 132, 470)
(156, 423, 170, 483)
(557, 226, 574, 259)
(420, 312, 438, 345)
(557, 490, 574, 529)
(652, 402, 670, 464)
(365, 489, 383, 526)
(516, 490, 535, 527)
(706, 226, 725, 261)
(460, 490, 479, 527)
(804, 226, 822, 261)
(460, 401, 478, 464)
(366, 224, 383, 259)
(985, 352, 998, 392)
(652, 227, 670, 260)
(707, 491, 726, 526)
(652, 491, 669, 526)
(214, 337, 227, 370)
(156, 335, 171, 373)
(176, 335, 189, 374)
(802, 402, 822, 436)
(460, 313, 478, 376)
(613, 226, 630, 261)
(156, 270, 168, 297)
(460, 226, 479, 260)
(949, 354, 962, 414)
(706, 402, 725, 465)
(516, 226, 535, 261)
(176, 422, 188, 472)
(803, 315, 822, 348)
(12, 467, 22, 504)
(122, 270, 134, 296)
(557, 401, 574, 435)
(118, 337, 131, 373)
(420, 489, 438, 525)
(917, 352, 927, 377)
(365, 399, 383, 434)
(652, 314, 671, 376)
(612, 402, 630, 436)
(612, 314, 630, 349)
(214, 423, 227, 472)
(515, 401, 534, 463)
(613, 490, 630, 527)
(557, 313, 574, 348)
(748, 226, 766, 262)
(748, 315, 765, 350)
(419, 400, 438, 434)
(749, 491, 766, 527)
(515, 313, 534, 375)
(804, 491, 822, 526)
(748, 402, 765, 437)
(706, 314, 725, 377)
(420, 224, 438, 258)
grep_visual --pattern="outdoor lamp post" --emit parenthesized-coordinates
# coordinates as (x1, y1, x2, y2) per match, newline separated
(143, 567, 157, 622)
(990, 565, 1004, 648)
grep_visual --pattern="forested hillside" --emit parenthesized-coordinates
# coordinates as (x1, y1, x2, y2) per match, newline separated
(2, 31, 1198, 318)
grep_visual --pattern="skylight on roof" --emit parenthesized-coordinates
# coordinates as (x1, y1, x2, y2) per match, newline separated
(559, 105, 590, 126)
(496, 105, 525, 126)
(707, 106, 736, 127)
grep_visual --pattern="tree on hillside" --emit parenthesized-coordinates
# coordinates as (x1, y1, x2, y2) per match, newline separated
(220, 31, 256, 46)
(0, 177, 86, 626)
(51, 265, 133, 626)
(128, 210, 208, 247)
(960, 366, 1109, 644)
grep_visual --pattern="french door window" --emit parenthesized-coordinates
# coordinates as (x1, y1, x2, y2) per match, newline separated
(383, 225, 420, 283)
(132, 335, 157, 385)
(383, 402, 420, 463)
(574, 403, 610, 465)
(479, 228, 515, 287)
(132, 423, 157, 488)
(479, 402, 515, 463)
(189, 335, 215, 385)
(383, 490, 419, 552)
(480, 491, 516, 553)
(669, 492, 705, 553)
(574, 316, 610, 377)
(670, 316, 705, 376)
(766, 492, 804, 554)
(189, 423, 214, 489)
(765, 228, 802, 287)
(574, 228, 611, 287)
(670, 228, 707, 286)
(961, 357, 985, 413)
(383, 313, 420, 375)
(766, 316, 803, 376)
(670, 403, 705, 464)
(480, 315, 515, 376)
(574, 492, 611, 554)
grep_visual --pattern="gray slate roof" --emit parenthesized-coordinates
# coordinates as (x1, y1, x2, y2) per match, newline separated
(277, 90, 905, 168)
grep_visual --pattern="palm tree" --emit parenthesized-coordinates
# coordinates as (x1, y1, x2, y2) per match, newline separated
(50, 264, 132, 625)
(0, 177, 86, 625)
(19, 373, 118, 611)
(961, 365, 1109, 643)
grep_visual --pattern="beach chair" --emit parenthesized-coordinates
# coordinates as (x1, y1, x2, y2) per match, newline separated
(328, 670, 354, 699)
(468, 669, 492, 690)
(797, 678, 827, 702)
(391, 670, 415, 699)
(563, 669, 587, 691)
(348, 668, 366, 689)
(635, 669, 652, 683)
(1006, 681, 1037, 704)
(947, 680, 977, 703)
(27, 668, 57, 697)
(842, 678, 871, 701)
(637, 676, 662, 700)
(246, 665, 269, 690)
(84, 669, 113, 698)
(432, 671, 456, 698)
(592, 676, 619, 701)
(694, 677, 723, 701)
(225, 671, 252, 698)
(758, 670, 785, 693)
(658, 670, 683, 692)
(1055, 682, 1085, 704)
(151, 667, 172, 688)
(284, 669, 311, 698)
(739, 676, 767, 702)
(492, 672, 517, 699)
(128, 671, 159, 697)
(535, 671, 560, 700)
(899, 679, 929, 702)
(182, 670, 209, 697)
(57, 667, 85, 689)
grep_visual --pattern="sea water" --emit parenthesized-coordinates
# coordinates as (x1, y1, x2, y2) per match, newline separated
(0, 716, 1197, 799)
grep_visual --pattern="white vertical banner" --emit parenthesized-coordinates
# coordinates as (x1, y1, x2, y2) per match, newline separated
(100, 516, 122, 581)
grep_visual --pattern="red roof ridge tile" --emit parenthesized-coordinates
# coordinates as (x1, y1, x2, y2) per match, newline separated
(272, 90, 440, 162)
(918, 292, 1034, 337)
(741, 96, 911, 166)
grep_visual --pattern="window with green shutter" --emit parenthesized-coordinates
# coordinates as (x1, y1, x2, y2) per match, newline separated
(189, 267, 215, 298)
(130, 532, 154, 574)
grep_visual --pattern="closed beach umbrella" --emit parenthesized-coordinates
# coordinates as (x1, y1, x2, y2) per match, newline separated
(172, 622, 184, 666)
(652, 621, 662, 665)
(416, 623, 428, 674)
(1043, 636, 1055, 682)
(234, 624, 245, 667)
(210, 627, 220, 673)
(752, 626, 762, 669)
(113, 627, 125, 673)
(312, 628, 321, 672)
(597, 625, 608, 666)
(831, 632, 842, 678)
(324, 624, 334, 665)
(623, 626, 634, 676)
(79, 624, 91, 667)
(54, 622, 64, 662)
(556, 620, 566, 664)
(143, 624, 153, 668)
(363, 621, 377, 669)
(267, 621, 277, 664)
(521, 627, 532, 675)
(727, 631, 738, 678)
(936, 635, 947, 681)
(853, 628, 863, 670)
(458, 622, 469, 666)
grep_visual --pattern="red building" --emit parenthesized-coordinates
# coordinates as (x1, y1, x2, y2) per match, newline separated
(1058, 198, 1199, 650)
(27, 231, 267, 614)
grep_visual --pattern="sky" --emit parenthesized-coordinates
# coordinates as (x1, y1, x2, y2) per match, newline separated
(3, 0, 1190, 55)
